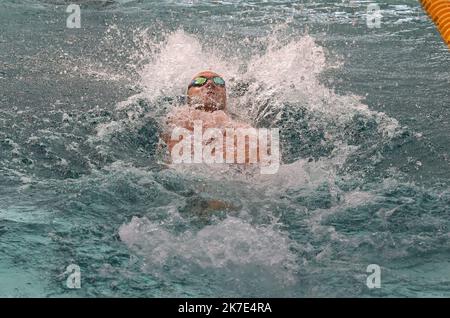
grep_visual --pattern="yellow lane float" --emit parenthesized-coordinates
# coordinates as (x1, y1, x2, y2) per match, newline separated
(420, 0, 450, 48)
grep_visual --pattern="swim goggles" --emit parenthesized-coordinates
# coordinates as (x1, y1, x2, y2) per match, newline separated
(188, 76, 226, 89)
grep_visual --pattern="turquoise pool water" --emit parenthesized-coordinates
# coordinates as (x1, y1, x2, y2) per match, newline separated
(0, 0, 449, 297)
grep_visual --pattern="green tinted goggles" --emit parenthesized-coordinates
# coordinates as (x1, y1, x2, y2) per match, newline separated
(188, 76, 225, 89)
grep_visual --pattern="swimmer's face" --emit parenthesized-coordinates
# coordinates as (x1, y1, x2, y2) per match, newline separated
(187, 71, 227, 112)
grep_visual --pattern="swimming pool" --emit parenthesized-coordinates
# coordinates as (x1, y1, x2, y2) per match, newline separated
(0, 0, 449, 297)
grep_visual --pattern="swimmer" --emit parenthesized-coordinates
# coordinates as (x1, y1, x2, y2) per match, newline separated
(160, 70, 279, 213)
(163, 70, 255, 161)
(161, 71, 251, 215)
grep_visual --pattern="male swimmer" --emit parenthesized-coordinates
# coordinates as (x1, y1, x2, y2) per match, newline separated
(160, 70, 279, 213)
(163, 70, 257, 163)
(161, 71, 249, 215)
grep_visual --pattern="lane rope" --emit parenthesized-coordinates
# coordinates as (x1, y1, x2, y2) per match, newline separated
(420, 0, 450, 49)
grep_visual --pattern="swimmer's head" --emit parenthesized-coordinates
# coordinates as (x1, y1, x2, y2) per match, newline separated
(187, 71, 227, 112)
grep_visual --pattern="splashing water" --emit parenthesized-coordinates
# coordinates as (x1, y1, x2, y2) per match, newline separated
(1, 0, 449, 297)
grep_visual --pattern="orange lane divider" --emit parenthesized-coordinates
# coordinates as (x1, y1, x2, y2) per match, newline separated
(420, 0, 450, 48)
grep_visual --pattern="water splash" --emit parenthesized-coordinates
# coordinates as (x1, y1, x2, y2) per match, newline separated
(119, 215, 299, 293)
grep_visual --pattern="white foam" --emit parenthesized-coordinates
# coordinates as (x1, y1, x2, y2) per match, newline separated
(139, 30, 240, 101)
(119, 215, 298, 284)
(109, 29, 404, 274)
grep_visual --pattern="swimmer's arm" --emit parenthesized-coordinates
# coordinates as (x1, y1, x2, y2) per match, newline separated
(205, 199, 237, 212)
